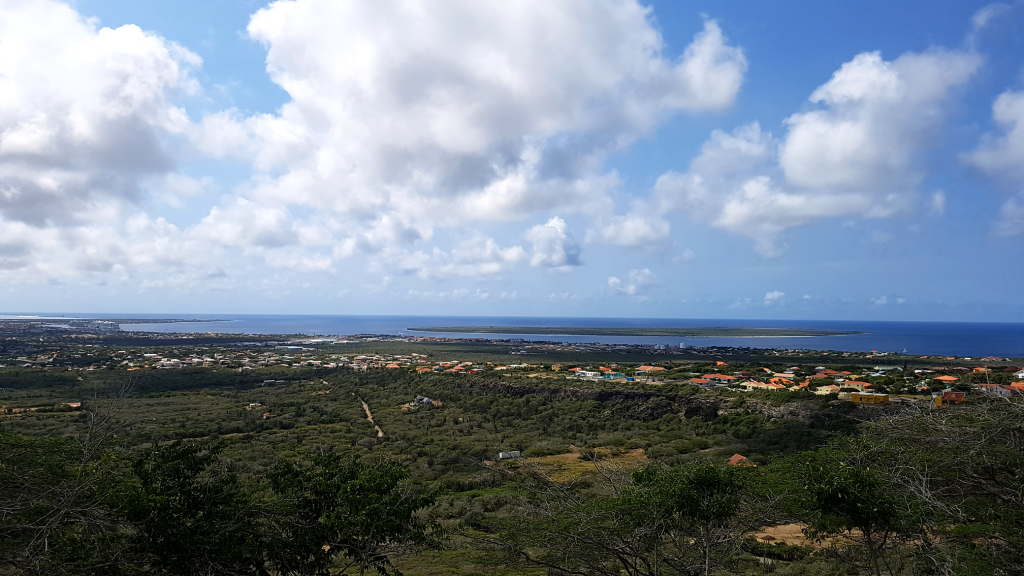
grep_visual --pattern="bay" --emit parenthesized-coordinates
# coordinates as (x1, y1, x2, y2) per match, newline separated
(29, 313, 1023, 358)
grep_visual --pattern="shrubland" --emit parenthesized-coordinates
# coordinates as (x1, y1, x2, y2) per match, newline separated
(1, 352, 1021, 575)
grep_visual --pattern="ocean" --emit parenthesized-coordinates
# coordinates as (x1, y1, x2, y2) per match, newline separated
(12, 314, 1023, 358)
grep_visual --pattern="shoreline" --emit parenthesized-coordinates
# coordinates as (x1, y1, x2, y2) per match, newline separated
(407, 326, 860, 338)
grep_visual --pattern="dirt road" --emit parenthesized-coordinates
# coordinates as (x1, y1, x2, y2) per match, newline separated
(359, 398, 384, 437)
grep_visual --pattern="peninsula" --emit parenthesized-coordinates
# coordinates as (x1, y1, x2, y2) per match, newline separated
(407, 326, 858, 337)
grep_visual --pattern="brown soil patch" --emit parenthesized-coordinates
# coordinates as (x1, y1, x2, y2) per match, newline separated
(752, 524, 811, 546)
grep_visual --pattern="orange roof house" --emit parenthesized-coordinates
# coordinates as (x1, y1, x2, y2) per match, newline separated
(934, 375, 959, 382)
(728, 454, 755, 467)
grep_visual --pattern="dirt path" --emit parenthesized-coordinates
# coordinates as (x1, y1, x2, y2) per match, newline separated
(359, 398, 384, 437)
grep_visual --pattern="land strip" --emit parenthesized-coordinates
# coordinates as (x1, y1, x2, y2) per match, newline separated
(408, 326, 858, 337)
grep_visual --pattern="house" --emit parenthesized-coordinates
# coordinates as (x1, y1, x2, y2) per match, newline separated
(498, 451, 521, 460)
(814, 384, 840, 395)
(728, 454, 755, 467)
(979, 384, 1012, 398)
(941, 391, 966, 404)
(851, 392, 889, 404)
(934, 375, 959, 384)
(842, 381, 872, 392)
(688, 378, 711, 386)
(602, 372, 625, 379)
(705, 374, 737, 382)
(1014, 369, 1024, 379)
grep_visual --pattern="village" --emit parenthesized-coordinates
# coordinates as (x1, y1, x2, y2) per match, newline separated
(4, 329, 1023, 409)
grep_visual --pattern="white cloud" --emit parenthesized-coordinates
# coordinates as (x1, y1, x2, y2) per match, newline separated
(964, 89, 1024, 235)
(0, 0, 749, 288)
(995, 192, 1024, 236)
(0, 0, 198, 226)
(0, 0, 210, 282)
(763, 290, 784, 305)
(191, 1, 745, 263)
(931, 191, 946, 215)
(652, 49, 979, 256)
(586, 213, 671, 246)
(969, 3, 1011, 46)
(387, 236, 528, 280)
(525, 217, 581, 267)
(608, 268, 656, 295)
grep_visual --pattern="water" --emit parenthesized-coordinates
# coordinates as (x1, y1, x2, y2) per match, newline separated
(14, 313, 1023, 358)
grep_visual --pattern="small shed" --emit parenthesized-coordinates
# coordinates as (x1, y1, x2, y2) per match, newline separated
(497, 451, 521, 460)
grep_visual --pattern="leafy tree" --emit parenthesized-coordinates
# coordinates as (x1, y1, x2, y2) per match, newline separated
(631, 462, 750, 576)
(0, 432, 132, 575)
(489, 461, 752, 576)
(795, 442, 922, 576)
(125, 441, 268, 575)
(265, 454, 439, 575)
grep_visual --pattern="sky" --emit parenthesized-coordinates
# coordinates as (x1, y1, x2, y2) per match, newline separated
(1, 0, 1024, 321)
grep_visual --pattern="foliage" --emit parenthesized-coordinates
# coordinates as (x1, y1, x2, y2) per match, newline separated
(266, 454, 440, 575)
(487, 461, 754, 576)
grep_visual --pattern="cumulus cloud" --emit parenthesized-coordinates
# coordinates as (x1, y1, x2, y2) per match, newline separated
(192, 0, 745, 264)
(585, 213, 671, 247)
(963, 89, 1024, 233)
(653, 49, 979, 256)
(0, 0, 206, 280)
(608, 268, 656, 295)
(0, 0, 750, 288)
(382, 236, 527, 280)
(763, 290, 784, 305)
(0, 0, 197, 225)
(525, 217, 581, 267)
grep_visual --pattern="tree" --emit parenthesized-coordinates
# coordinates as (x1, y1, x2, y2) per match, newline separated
(0, 432, 132, 575)
(632, 463, 750, 576)
(265, 454, 439, 575)
(125, 441, 268, 575)
(795, 442, 922, 576)
(489, 460, 753, 576)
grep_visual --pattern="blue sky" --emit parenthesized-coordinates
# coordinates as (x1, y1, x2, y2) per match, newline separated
(2, 0, 1023, 321)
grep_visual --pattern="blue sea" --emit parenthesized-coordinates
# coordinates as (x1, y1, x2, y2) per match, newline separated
(8, 314, 1023, 358)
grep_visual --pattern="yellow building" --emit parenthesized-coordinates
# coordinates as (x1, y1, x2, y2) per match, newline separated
(850, 392, 890, 404)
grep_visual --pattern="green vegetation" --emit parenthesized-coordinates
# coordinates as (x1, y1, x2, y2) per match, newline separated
(1, 338, 1022, 575)
(408, 326, 858, 337)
